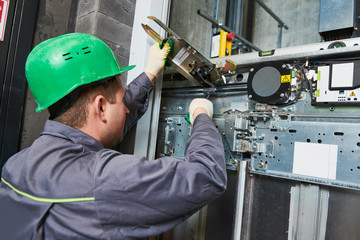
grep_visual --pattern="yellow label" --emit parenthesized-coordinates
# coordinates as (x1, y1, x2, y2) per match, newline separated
(350, 91, 356, 97)
(281, 75, 291, 83)
(318, 71, 321, 81)
(317, 89, 320, 97)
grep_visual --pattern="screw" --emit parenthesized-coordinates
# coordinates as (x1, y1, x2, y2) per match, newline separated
(258, 161, 264, 168)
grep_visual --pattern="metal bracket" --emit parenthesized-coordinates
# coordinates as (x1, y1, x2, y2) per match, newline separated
(142, 16, 223, 88)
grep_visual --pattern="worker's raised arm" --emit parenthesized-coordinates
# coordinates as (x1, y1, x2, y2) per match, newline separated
(144, 42, 171, 84)
(94, 98, 227, 239)
(122, 42, 171, 135)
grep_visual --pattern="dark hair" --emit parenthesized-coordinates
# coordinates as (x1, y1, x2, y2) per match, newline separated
(49, 76, 121, 128)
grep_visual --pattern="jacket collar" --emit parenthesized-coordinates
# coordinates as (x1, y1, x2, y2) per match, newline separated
(41, 120, 104, 151)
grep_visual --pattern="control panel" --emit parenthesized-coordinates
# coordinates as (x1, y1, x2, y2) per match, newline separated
(155, 39, 360, 191)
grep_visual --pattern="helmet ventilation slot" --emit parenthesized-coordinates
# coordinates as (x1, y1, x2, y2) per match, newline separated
(62, 48, 91, 61)
(62, 52, 73, 61)
(82, 47, 91, 54)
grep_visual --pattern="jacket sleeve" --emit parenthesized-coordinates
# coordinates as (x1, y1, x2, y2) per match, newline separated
(123, 72, 154, 136)
(93, 114, 227, 239)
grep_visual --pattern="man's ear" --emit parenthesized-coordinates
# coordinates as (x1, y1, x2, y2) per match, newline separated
(93, 95, 107, 122)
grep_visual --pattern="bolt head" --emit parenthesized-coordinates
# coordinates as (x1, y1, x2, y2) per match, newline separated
(258, 162, 264, 168)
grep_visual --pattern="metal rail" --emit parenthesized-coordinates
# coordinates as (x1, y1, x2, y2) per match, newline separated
(197, 9, 263, 52)
(255, 0, 288, 30)
(255, 0, 289, 48)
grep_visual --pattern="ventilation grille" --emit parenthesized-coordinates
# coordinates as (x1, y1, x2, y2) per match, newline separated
(62, 46, 91, 61)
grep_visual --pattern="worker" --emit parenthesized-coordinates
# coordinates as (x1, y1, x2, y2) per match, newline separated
(0, 33, 227, 239)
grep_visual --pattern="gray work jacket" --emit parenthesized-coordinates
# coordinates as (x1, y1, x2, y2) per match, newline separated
(0, 73, 227, 239)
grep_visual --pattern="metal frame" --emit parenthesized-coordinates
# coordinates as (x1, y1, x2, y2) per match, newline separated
(128, 0, 171, 160)
(0, 0, 39, 172)
(154, 37, 360, 239)
(211, 37, 360, 68)
(197, 9, 262, 52)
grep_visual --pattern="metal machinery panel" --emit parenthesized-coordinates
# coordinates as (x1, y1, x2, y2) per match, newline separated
(318, 0, 360, 40)
(319, 0, 355, 33)
(153, 36, 360, 239)
(159, 40, 360, 191)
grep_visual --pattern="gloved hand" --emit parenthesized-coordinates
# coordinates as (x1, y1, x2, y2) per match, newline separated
(188, 98, 213, 125)
(144, 42, 171, 77)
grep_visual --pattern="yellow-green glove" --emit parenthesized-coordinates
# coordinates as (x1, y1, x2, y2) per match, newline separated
(144, 42, 171, 77)
(189, 98, 213, 125)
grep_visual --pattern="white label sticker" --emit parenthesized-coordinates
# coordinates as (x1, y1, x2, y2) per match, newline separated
(0, 0, 9, 41)
(172, 47, 191, 66)
(211, 34, 220, 58)
(293, 142, 338, 180)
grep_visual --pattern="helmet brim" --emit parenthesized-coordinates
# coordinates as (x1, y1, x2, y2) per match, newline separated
(119, 65, 136, 74)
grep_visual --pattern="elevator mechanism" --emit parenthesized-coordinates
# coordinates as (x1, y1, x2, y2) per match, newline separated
(142, 16, 236, 90)
(140, 17, 360, 239)
(142, 18, 360, 190)
(156, 51, 360, 189)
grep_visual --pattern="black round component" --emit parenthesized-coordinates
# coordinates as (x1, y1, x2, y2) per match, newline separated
(236, 73, 244, 82)
(252, 66, 281, 97)
(247, 63, 291, 104)
(327, 41, 346, 49)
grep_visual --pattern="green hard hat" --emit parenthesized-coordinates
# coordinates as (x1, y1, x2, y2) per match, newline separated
(25, 33, 135, 112)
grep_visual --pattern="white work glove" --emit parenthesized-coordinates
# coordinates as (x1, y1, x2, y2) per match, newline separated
(144, 42, 171, 77)
(189, 98, 213, 125)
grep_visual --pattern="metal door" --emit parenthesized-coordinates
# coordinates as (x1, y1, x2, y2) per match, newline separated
(0, 0, 39, 172)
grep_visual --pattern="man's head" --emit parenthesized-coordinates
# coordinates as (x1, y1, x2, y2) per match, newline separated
(73, 74, 130, 147)
(49, 75, 122, 128)
(25, 33, 135, 112)
(25, 33, 134, 147)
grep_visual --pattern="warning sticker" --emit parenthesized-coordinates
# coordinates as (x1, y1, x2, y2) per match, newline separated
(0, 0, 9, 41)
(281, 74, 291, 83)
(172, 47, 191, 66)
(350, 91, 356, 97)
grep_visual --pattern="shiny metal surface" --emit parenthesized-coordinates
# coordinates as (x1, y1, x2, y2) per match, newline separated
(142, 16, 222, 88)
(148, 35, 360, 239)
